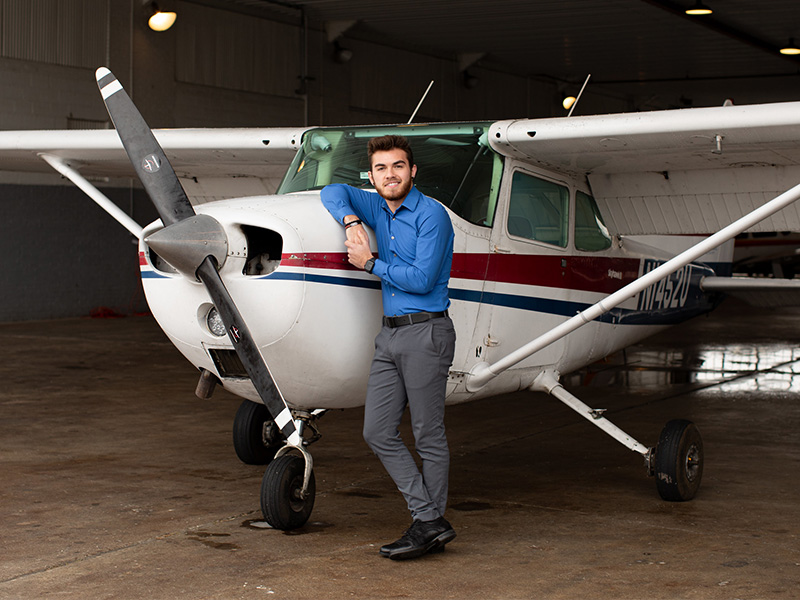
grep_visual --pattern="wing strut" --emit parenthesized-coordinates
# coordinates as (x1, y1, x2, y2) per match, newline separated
(466, 179, 800, 392)
(39, 153, 144, 239)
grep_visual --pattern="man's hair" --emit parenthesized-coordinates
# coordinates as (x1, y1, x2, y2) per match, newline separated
(367, 135, 414, 169)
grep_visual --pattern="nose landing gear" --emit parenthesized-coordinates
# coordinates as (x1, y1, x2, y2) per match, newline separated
(259, 409, 326, 530)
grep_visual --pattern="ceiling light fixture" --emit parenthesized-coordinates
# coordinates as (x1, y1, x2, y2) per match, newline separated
(332, 40, 353, 64)
(780, 39, 800, 55)
(685, 1, 712, 15)
(144, 1, 177, 32)
(463, 70, 479, 90)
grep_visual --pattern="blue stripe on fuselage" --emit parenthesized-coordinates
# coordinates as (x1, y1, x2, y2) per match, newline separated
(141, 268, 715, 326)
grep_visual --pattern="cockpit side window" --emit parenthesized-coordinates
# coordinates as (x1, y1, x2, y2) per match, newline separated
(507, 171, 569, 247)
(575, 191, 612, 251)
(445, 148, 503, 228)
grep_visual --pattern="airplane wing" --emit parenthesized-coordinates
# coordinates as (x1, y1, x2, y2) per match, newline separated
(701, 276, 800, 308)
(0, 127, 307, 201)
(489, 101, 800, 235)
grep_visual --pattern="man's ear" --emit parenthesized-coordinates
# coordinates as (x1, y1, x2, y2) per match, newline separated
(411, 164, 418, 179)
(367, 170, 375, 185)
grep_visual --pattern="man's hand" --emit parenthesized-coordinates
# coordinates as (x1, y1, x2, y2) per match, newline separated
(345, 228, 374, 270)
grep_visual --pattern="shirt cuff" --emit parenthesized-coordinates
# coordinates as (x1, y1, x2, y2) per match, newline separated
(371, 259, 387, 279)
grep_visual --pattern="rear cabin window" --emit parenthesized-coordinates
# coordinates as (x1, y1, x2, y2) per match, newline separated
(506, 171, 569, 247)
(575, 191, 612, 251)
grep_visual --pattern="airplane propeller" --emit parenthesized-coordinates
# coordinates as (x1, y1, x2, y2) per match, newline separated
(94, 67, 301, 452)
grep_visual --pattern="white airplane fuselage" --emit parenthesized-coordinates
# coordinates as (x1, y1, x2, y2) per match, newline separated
(139, 181, 727, 411)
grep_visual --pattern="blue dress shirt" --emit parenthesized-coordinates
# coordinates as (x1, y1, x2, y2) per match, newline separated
(320, 184, 454, 317)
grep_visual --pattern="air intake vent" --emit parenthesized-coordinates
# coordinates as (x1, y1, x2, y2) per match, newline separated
(242, 225, 283, 276)
(209, 349, 248, 379)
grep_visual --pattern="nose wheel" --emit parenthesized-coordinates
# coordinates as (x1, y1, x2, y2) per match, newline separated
(260, 453, 316, 530)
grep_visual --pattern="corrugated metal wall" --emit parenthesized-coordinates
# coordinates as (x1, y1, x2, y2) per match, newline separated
(1, 0, 108, 68)
(175, 2, 301, 98)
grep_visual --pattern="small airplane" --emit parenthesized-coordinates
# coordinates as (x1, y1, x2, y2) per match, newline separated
(2, 67, 800, 531)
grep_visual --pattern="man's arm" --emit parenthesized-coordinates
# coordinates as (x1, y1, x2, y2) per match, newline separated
(320, 184, 378, 227)
(320, 184, 375, 269)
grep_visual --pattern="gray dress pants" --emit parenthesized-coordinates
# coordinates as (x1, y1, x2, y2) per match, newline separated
(362, 316, 456, 522)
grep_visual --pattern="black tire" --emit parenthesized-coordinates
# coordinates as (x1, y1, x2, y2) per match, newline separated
(654, 419, 704, 501)
(261, 454, 315, 530)
(232, 400, 283, 465)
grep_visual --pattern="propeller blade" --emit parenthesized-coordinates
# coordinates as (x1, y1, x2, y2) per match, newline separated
(197, 258, 300, 446)
(95, 67, 300, 447)
(95, 67, 194, 226)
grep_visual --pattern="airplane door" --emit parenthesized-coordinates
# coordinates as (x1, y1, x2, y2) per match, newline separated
(476, 166, 571, 376)
(448, 218, 494, 383)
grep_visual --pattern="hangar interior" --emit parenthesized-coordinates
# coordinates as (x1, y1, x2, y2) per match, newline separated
(0, 0, 798, 320)
(2, 2, 800, 599)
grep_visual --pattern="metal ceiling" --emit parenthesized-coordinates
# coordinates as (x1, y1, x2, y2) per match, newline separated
(202, 0, 800, 104)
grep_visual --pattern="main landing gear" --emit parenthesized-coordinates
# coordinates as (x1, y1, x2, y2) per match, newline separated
(532, 371, 704, 501)
(240, 406, 326, 530)
(652, 419, 704, 501)
(232, 400, 284, 465)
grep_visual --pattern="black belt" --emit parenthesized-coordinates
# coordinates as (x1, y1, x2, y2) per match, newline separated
(383, 310, 448, 328)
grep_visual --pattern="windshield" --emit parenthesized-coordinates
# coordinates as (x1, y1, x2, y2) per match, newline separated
(277, 123, 503, 227)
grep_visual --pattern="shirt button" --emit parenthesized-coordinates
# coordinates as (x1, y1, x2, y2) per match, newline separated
(392, 293, 395, 296)
(391, 236, 395, 240)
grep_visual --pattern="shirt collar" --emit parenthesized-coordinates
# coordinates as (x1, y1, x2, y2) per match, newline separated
(381, 185, 421, 214)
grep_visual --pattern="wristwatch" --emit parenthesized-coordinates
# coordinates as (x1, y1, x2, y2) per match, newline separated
(364, 258, 376, 274)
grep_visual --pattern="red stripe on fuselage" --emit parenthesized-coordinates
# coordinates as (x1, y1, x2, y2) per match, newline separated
(735, 238, 800, 248)
(282, 252, 641, 294)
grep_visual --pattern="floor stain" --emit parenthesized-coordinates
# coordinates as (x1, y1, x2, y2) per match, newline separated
(187, 532, 239, 550)
(283, 521, 334, 536)
(337, 489, 383, 499)
(451, 501, 493, 512)
(242, 519, 272, 529)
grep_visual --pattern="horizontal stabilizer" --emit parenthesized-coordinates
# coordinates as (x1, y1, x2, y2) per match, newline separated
(701, 276, 800, 308)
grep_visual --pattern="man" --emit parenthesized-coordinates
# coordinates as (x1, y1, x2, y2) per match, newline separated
(320, 135, 456, 560)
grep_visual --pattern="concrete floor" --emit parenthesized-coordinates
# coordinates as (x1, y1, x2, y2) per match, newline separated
(1, 300, 798, 599)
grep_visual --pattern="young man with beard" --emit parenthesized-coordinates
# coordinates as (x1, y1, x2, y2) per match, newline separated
(320, 135, 457, 560)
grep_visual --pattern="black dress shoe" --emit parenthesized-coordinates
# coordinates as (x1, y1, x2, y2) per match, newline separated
(380, 517, 456, 560)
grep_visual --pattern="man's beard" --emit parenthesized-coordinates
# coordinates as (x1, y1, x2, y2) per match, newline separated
(378, 177, 413, 201)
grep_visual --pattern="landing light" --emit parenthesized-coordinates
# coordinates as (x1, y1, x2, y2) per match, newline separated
(207, 307, 227, 337)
